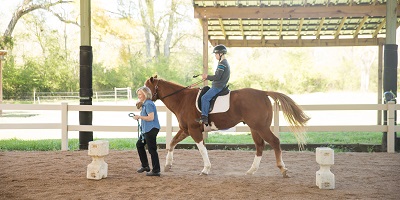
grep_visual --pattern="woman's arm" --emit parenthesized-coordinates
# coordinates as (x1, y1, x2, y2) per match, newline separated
(138, 112, 154, 121)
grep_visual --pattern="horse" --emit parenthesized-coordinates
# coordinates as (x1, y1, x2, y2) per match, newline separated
(144, 75, 310, 177)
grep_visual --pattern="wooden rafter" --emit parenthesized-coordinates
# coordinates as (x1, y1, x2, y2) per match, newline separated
(372, 18, 386, 38)
(334, 17, 347, 39)
(218, 18, 227, 39)
(353, 16, 369, 38)
(298, 18, 304, 39)
(279, 18, 283, 39)
(238, 18, 244, 39)
(316, 17, 325, 39)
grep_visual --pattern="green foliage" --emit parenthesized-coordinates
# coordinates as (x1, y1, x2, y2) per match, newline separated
(0, 36, 14, 49)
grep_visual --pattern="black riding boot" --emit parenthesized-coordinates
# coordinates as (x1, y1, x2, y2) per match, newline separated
(196, 115, 209, 125)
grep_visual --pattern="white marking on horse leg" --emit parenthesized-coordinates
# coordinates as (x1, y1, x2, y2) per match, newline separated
(196, 142, 211, 175)
(246, 155, 262, 175)
(164, 149, 174, 172)
(277, 155, 289, 178)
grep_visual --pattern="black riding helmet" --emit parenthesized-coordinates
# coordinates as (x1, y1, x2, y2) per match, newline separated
(213, 44, 227, 54)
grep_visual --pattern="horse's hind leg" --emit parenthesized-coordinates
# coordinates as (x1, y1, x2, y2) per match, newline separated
(246, 128, 266, 175)
(260, 129, 289, 178)
(165, 129, 189, 172)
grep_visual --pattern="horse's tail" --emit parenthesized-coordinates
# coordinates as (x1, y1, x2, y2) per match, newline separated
(266, 91, 310, 149)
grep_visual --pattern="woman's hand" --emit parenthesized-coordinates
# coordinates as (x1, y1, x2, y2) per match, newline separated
(133, 115, 140, 120)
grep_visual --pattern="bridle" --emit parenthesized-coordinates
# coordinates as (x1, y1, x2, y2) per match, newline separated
(151, 78, 204, 100)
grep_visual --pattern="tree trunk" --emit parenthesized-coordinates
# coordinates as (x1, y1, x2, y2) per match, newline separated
(139, 0, 152, 60)
(164, 0, 176, 57)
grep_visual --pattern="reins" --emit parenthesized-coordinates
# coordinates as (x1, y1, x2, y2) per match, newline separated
(153, 79, 204, 100)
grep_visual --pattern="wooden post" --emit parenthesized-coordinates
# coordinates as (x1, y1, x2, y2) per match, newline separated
(202, 18, 209, 140)
(377, 44, 383, 125)
(0, 50, 7, 115)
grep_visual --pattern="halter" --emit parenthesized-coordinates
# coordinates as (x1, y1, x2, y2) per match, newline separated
(152, 79, 204, 100)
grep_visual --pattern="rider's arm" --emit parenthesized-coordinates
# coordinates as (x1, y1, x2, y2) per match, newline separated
(206, 64, 226, 81)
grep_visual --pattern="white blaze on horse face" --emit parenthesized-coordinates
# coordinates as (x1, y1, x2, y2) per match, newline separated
(196, 142, 211, 175)
(246, 155, 262, 175)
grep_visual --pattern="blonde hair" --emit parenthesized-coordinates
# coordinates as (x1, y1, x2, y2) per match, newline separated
(136, 86, 152, 100)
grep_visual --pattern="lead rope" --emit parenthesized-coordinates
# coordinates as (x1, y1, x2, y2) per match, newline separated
(129, 113, 144, 143)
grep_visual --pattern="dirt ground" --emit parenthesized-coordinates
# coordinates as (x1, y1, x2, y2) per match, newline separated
(1, 149, 399, 200)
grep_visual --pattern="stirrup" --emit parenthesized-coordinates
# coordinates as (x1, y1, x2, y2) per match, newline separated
(196, 115, 208, 125)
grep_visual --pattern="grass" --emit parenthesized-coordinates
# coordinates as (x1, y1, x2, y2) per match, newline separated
(0, 131, 383, 151)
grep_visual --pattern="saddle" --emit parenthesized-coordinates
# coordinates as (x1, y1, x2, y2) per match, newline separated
(196, 85, 230, 113)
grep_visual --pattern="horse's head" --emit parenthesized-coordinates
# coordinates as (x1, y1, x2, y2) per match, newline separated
(144, 75, 160, 101)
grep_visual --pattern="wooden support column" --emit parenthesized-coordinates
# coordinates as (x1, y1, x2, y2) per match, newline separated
(202, 18, 209, 140)
(377, 44, 383, 125)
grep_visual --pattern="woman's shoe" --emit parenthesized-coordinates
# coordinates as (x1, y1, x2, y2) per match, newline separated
(146, 171, 161, 176)
(137, 166, 150, 173)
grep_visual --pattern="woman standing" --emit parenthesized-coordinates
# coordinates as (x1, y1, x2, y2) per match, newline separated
(133, 86, 161, 176)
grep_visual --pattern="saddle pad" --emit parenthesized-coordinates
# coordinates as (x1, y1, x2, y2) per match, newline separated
(195, 90, 230, 114)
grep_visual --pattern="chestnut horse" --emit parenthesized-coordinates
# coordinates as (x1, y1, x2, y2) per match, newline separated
(144, 76, 310, 177)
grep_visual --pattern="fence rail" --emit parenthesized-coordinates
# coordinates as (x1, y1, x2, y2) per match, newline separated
(0, 102, 398, 152)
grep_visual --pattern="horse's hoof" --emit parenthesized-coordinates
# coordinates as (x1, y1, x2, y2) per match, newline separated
(282, 170, 290, 178)
(246, 168, 257, 175)
(199, 172, 208, 175)
(164, 165, 172, 172)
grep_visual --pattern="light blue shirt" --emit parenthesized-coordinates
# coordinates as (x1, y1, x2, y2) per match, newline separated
(140, 100, 160, 134)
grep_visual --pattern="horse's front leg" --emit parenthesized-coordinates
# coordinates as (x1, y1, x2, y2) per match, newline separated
(165, 129, 188, 172)
(195, 141, 211, 175)
(246, 129, 265, 175)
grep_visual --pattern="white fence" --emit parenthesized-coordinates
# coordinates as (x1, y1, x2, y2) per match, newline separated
(0, 102, 398, 152)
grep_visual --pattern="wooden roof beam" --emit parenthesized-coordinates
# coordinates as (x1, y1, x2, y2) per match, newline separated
(194, 5, 399, 19)
(372, 18, 386, 38)
(209, 38, 385, 47)
(279, 18, 283, 39)
(353, 16, 368, 38)
(298, 18, 304, 39)
(218, 18, 227, 39)
(239, 18, 245, 39)
(334, 17, 347, 39)
(316, 17, 325, 39)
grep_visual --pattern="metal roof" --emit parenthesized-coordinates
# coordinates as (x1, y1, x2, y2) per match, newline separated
(193, 0, 400, 47)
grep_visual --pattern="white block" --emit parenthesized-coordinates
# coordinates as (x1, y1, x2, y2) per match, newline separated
(87, 159, 108, 180)
(316, 167, 335, 189)
(316, 147, 334, 165)
(315, 147, 335, 189)
(88, 140, 109, 157)
(87, 140, 109, 180)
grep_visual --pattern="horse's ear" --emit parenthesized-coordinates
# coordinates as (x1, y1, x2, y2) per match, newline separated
(149, 75, 157, 83)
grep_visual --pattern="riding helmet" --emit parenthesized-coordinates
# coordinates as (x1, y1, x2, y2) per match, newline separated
(213, 44, 227, 54)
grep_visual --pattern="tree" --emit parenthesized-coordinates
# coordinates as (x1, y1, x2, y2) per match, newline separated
(1, 0, 77, 50)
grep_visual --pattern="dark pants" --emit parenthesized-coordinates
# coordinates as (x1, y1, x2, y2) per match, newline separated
(136, 128, 160, 173)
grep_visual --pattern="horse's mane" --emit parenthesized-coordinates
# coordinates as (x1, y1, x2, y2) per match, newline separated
(159, 78, 185, 89)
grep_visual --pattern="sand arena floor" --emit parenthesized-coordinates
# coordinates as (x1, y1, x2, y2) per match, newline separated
(1, 149, 399, 200)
